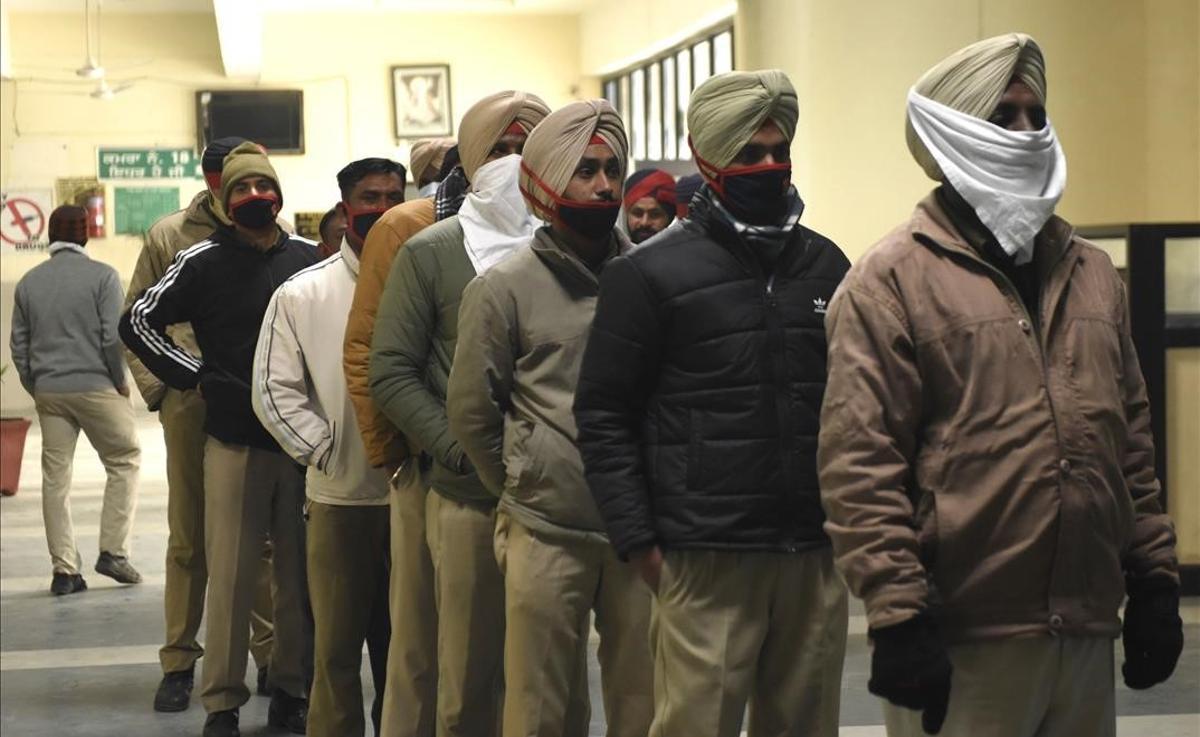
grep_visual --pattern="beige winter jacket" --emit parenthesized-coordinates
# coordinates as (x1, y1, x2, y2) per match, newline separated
(447, 227, 630, 543)
(818, 193, 1177, 644)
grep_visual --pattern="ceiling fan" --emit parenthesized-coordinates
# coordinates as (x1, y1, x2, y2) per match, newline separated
(18, 0, 147, 98)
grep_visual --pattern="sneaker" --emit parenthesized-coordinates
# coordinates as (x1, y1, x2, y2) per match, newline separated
(256, 664, 270, 696)
(202, 709, 239, 737)
(50, 572, 87, 596)
(94, 552, 142, 584)
(267, 689, 308, 734)
(153, 666, 194, 713)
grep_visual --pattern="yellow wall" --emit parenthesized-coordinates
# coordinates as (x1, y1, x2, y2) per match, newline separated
(1167, 348, 1200, 565)
(0, 9, 584, 413)
(580, 0, 736, 75)
(737, 0, 1200, 261)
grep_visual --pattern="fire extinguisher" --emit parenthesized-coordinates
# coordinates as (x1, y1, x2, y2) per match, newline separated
(86, 190, 106, 239)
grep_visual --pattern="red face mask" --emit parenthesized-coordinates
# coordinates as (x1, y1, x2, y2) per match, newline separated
(519, 160, 622, 240)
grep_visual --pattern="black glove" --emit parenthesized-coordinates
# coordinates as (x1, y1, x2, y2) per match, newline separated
(868, 613, 952, 735)
(1122, 577, 1184, 690)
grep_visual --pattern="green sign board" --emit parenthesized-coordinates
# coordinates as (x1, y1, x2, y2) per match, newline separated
(115, 187, 180, 235)
(98, 148, 202, 180)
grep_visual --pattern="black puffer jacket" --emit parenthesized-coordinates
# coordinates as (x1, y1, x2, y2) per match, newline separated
(574, 195, 850, 557)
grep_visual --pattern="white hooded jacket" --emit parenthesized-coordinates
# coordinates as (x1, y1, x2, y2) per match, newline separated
(252, 239, 390, 505)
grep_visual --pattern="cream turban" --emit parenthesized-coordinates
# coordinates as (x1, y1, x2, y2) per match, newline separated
(687, 70, 798, 171)
(906, 33, 1047, 180)
(458, 91, 550, 182)
(518, 99, 628, 222)
(409, 137, 456, 185)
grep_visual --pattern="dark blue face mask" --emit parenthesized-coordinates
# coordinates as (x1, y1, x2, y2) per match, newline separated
(557, 200, 621, 240)
(717, 164, 792, 226)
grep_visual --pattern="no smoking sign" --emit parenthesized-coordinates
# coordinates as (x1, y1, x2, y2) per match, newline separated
(0, 190, 53, 248)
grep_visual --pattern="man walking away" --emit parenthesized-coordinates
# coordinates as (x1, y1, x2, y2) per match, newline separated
(11, 205, 142, 596)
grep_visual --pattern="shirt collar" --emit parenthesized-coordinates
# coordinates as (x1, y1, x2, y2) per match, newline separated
(48, 241, 88, 257)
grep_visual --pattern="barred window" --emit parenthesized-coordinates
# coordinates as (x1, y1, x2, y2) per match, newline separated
(603, 24, 734, 168)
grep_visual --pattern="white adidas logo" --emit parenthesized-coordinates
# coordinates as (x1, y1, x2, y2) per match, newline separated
(813, 297, 828, 315)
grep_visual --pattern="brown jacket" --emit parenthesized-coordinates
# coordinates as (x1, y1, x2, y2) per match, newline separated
(343, 197, 436, 468)
(124, 190, 294, 410)
(818, 193, 1177, 644)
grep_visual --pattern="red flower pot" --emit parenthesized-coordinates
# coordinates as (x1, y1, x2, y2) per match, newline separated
(0, 417, 33, 496)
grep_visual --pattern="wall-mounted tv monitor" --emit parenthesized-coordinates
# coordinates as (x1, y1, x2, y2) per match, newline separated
(196, 90, 304, 155)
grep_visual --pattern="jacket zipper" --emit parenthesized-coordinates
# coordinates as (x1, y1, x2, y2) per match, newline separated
(763, 273, 800, 553)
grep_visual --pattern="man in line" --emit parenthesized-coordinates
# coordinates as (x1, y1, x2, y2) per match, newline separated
(574, 70, 851, 737)
(818, 34, 1181, 736)
(410, 137, 457, 197)
(344, 90, 547, 737)
(674, 172, 703, 219)
(126, 136, 284, 713)
(369, 91, 547, 737)
(10, 205, 142, 596)
(317, 207, 346, 260)
(121, 143, 317, 737)
(253, 158, 405, 737)
(448, 99, 653, 737)
(623, 168, 675, 243)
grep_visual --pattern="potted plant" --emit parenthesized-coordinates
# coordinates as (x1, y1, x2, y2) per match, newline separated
(1, 364, 33, 496)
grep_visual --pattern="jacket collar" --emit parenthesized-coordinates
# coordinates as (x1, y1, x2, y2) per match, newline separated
(215, 224, 289, 254)
(531, 226, 630, 289)
(184, 189, 221, 230)
(913, 191, 1076, 278)
(48, 241, 88, 257)
(339, 237, 360, 277)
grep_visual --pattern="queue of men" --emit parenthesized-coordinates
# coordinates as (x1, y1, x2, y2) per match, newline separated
(3, 30, 1174, 737)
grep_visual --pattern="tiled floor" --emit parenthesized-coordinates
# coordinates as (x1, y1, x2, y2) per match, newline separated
(2, 413, 1198, 736)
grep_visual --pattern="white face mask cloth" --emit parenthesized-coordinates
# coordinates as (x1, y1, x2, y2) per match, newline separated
(907, 88, 1066, 265)
(458, 154, 538, 274)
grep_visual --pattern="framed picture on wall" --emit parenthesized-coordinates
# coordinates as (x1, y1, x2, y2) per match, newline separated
(391, 64, 453, 140)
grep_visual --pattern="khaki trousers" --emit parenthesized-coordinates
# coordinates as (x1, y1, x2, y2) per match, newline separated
(649, 547, 848, 737)
(380, 468, 438, 737)
(34, 390, 140, 575)
(158, 388, 275, 674)
(500, 515, 654, 737)
(307, 501, 391, 737)
(883, 636, 1115, 737)
(426, 491, 505, 737)
(200, 437, 312, 713)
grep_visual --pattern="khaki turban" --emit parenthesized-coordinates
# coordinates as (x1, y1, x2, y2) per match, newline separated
(458, 91, 550, 182)
(409, 137, 456, 185)
(518, 99, 628, 222)
(906, 33, 1047, 180)
(687, 70, 798, 171)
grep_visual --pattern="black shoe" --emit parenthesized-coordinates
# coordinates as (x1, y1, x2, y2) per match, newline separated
(267, 689, 307, 734)
(256, 664, 270, 696)
(95, 551, 143, 584)
(153, 666, 194, 712)
(50, 572, 87, 596)
(202, 709, 239, 737)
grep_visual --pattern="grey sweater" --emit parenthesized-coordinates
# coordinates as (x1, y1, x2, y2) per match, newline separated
(10, 243, 127, 395)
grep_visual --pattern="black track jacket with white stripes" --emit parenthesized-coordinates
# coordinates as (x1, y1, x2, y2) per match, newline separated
(120, 226, 319, 450)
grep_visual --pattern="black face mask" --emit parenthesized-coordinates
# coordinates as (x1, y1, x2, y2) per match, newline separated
(230, 196, 278, 229)
(344, 206, 387, 242)
(718, 164, 792, 226)
(558, 201, 621, 241)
